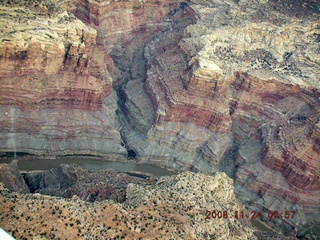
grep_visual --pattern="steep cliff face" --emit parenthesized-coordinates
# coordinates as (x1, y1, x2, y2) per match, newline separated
(0, 160, 29, 193)
(134, 0, 320, 234)
(67, 0, 320, 234)
(0, 0, 319, 236)
(22, 164, 146, 202)
(0, 2, 125, 157)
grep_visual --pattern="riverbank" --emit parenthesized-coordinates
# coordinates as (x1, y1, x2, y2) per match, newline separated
(0, 155, 177, 177)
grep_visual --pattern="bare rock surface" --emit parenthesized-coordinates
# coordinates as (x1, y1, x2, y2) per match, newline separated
(0, 0, 319, 238)
(0, 161, 29, 193)
(0, 1, 126, 157)
(22, 163, 147, 202)
(0, 171, 257, 239)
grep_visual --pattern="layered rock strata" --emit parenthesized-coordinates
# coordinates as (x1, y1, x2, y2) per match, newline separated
(87, 0, 319, 235)
(0, 0, 319, 237)
(0, 2, 126, 157)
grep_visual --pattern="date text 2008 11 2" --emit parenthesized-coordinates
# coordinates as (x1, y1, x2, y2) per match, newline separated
(205, 210, 296, 220)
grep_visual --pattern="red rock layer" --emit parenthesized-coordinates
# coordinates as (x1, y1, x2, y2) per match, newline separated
(0, 0, 319, 231)
(0, 4, 125, 156)
(0, 30, 110, 111)
(146, 34, 320, 195)
(144, 30, 232, 137)
(140, 13, 320, 229)
(226, 73, 320, 196)
(69, 0, 190, 52)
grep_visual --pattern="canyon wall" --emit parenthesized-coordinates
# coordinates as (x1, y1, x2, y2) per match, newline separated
(68, 0, 320, 234)
(0, 3, 125, 157)
(0, 0, 319, 236)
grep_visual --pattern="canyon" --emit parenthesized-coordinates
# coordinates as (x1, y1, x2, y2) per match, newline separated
(0, 0, 319, 239)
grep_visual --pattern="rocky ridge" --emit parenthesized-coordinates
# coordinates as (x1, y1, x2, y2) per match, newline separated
(111, 0, 320, 234)
(0, 161, 29, 194)
(22, 164, 147, 202)
(0, 0, 319, 237)
(0, 171, 258, 239)
(0, 1, 126, 157)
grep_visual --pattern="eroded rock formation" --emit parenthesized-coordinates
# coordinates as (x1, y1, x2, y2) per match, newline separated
(0, 172, 258, 239)
(0, 160, 29, 193)
(22, 163, 146, 202)
(0, 0, 319, 237)
(0, 2, 125, 157)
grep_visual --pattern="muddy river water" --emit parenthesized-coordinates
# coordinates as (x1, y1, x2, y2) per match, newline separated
(0, 157, 176, 177)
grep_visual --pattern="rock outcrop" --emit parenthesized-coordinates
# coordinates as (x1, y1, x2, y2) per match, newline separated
(0, 172, 257, 239)
(0, 0, 319, 237)
(22, 163, 146, 202)
(0, 2, 126, 157)
(105, 0, 320, 235)
(0, 161, 29, 193)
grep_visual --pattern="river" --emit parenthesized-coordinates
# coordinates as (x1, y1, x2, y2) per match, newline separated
(0, 157, 176, 177)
